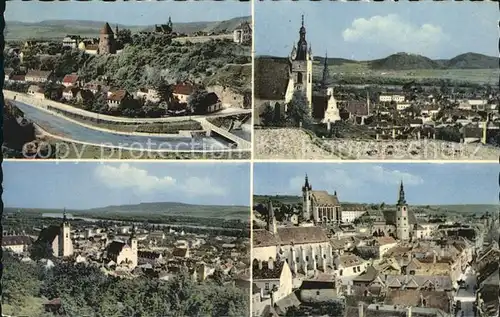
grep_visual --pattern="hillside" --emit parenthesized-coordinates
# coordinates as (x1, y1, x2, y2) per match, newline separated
(310, 52, 498, 70)
(5, 202, 250, 221)
(5, 16, 251, 40)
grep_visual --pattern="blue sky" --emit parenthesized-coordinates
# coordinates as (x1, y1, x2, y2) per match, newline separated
(5, 1, 250, 25)
(255, 1, 497, 59)
(4, 162, 251, 209)
(254, 163, 498, 206)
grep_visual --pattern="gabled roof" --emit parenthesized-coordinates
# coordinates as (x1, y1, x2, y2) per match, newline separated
(277, 226, 330, 245)
(108, 90, 129, 102)
(254, 57, 290, 100)
(311, 190, 340, 206)
(107, 241, 127, 255)
(253, 229, 279, 247)
(37, 225, 60, 244)
(173, 82, 195, 96)
(62, 74, 79, 85)
(253, 260, 285, 280)
(100, 22, 114, 35)
(2, 235, 32, 246)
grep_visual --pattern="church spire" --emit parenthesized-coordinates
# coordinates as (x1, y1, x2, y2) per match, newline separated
(322, 52, 329, 89)
(296, 15, 308, 60)
(130, 225, 136, 239)
(397, 181, 406, 205)
(303, 174, 312, 191)
(62, 208, 68, 223)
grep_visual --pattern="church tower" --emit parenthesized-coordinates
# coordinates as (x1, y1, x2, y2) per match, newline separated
(266, 199, 277, 234)
(395, 182, 410, 241)
(99, 22, 116, 55)
(287, 15, 313, 112)
(59, 209, 74, 257)
(167, 16, 173, 30)
(302, 174, 312, 221)
(128, 225, 138, 268)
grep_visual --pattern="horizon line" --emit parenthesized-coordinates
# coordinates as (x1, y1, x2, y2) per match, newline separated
(255, 51, 498, 62)
(6, 15, 251, 27)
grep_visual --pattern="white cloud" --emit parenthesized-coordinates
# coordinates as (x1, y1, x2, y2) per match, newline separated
(342, 14, 448, 55)
(93, 163, 226, 197)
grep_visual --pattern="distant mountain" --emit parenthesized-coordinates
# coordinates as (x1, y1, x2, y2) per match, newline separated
(5, 202, 250, 221)
(307, 52, 499, 70)
(5, 16, 251, 40)
(444, 52, 498, 69)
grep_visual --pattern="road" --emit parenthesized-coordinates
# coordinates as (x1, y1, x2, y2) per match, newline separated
(454, 266, 477, 317)
(5, 91, 251, 124)
(12, 100, 233, 151)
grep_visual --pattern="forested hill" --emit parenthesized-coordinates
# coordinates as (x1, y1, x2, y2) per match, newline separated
(311, 52, 498, 70)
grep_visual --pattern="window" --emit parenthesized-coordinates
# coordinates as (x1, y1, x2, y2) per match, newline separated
(339, 270, 343, 276)
(316, 291, 320, 296)
(398, 217, 400, 221)
(306, 256, 309, 261)
(265, 283, 269, 290)
(404, 217, 407, 221)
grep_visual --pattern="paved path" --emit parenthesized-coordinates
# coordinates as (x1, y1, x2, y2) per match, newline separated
(12, 100, 232, 151)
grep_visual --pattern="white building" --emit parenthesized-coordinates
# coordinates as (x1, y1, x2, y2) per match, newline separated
(379, 95, 405, 103)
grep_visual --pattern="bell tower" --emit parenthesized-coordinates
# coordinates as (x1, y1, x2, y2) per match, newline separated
(396, 181, 410, 241)
(302, 174, 312, 221)
(128, 225, 138, 268)
(59, 208, 74, 257)
(287, 15, 313, 112)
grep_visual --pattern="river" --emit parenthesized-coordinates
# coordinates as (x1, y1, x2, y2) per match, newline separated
(13, 101, 233, 151)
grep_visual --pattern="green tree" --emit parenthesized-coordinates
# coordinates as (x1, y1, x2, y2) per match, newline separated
(286, 90, 313, 128)
(187, 89, 210, 114)
(260, 102, 276, 127)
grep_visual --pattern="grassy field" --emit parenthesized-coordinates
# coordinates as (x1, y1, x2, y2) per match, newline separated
(312, 61, 499, 85)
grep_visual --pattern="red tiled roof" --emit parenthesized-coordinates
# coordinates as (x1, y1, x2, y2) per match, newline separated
(108, 90, 128, 102)
(173, 83, 195, 96)
(62, 74, 79, 84)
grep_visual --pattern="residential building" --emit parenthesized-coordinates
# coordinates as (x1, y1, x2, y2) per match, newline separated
(172, 82, 195, 104)
(27, 85, 45, 99)
(62, 35, 81, 49)
(25, 70, 52, 83)
(2, 235, 32, 254)
(253, 260, 293, 304)
(62, 73, 80, 87)
(233, 21, 252, 44)
(107, 90, 130, 108)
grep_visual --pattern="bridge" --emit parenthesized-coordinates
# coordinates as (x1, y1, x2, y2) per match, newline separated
(195, 118, 251, 150)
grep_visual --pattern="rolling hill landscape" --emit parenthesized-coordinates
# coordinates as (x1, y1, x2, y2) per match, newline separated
(4, 201, 250, 222)
(5, 16, 251, 40)
(256, 52, 499, 89)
